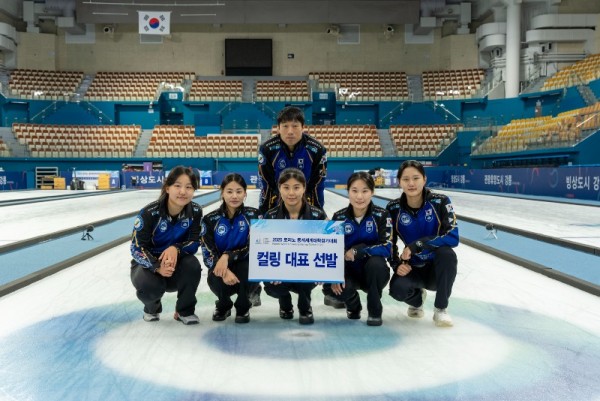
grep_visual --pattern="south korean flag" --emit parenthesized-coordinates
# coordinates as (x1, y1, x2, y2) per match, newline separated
(138, 11, 171, 35)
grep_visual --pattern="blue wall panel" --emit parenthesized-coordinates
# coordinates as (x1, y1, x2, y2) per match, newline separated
(588, 79, 600, 98)
(0, 171, 27, 190)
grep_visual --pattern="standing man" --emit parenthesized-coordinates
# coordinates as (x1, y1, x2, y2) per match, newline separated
(258, 106, 327, 214)
(257, 106, 342, 308)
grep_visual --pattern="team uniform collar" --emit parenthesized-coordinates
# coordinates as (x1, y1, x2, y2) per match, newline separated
(275, 201, 309, 219)
(218, 202, 245, 220)
(399, 188, 431, 212)
(347, 201, 375, 221)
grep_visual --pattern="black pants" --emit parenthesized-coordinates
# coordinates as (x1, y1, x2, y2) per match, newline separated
(130, 253, 202, 317)
(337, 256, 390, 318)
(322, 283, 335, 297)
(207, 259, 252, 315)
(388, 247, 457, 309)
(264, 282, 317, 314)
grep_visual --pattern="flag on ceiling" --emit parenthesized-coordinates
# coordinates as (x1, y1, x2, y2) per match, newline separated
(138, 11, 171, 35)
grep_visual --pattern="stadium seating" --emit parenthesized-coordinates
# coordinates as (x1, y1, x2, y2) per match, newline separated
(277, 125, 384, 157)
(422, 69, 484, 100)
(146, 125, 259, 158)
(255, 80, 310, 102)
(309, 72, 409, 101)
(473, 103, 600, 155)
(12, 123, 140, 158)
(8, 69, 84, 100)
(389, 124, 460, 157)
(542, 53, 600, 91)
(85, 71, 192, 101)
(0, 139, 9, 157)
(188, 80, 243, 102)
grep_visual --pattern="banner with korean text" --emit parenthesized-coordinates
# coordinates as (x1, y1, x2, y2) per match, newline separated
(138, 11, 171, 35)
(249, 220, 345, 283)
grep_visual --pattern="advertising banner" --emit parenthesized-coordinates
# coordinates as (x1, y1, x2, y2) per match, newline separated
(442, 166, 600, 201)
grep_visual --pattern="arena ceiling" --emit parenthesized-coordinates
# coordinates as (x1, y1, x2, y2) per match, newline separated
(76, 0, 422, 25)
(0, 0, 563, 31)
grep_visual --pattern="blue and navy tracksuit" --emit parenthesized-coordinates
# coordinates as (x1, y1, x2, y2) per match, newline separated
(258, 133, 327, 214)
(200, 203, 260, 315)
(331, 202, 393, 318)
(129, 196, 202, 316)
(386, 188, 458, 309)
(263, 202, 328, 315)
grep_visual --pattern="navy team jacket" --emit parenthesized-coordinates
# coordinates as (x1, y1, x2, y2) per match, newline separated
(130, 197, 203, 271)
(200, 203, 260, 269)
(385, 188, 459, 268)
(258, 133, 327, 214)
(331, 202, 393, 262)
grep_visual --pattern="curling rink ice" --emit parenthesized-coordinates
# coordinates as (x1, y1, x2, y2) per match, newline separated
(0, 188, 599, 401)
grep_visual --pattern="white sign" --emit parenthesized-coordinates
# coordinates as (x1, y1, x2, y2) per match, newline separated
(249, 220, 345, 283)
(75, 170, 120, 189)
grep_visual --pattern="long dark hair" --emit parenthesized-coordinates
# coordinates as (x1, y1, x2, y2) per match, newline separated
(396, 160, 426, 180)
(278, 167, 307, 206)
(346, 171, 375, 191)
(220, 173, 247, 209)
(160, 166, 198, 198)
(221, 173, 247, 191)
(278, 167, 307, 188)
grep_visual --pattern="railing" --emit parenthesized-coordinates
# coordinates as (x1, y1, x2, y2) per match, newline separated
(255, 102, 278, 120)
(78, 101, 114, 124)
(430, 101, 461, 122)
(379, 102, 411, 126)
(30, 101, 65, 123)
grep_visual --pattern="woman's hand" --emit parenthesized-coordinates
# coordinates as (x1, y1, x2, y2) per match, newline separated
(155, 264, 173, 278)
(401, 246, 412, 261)
(344, 248, 355, 262)
(331, 282, 345, 295)
(223, 269, 240, 286)
(396, 262, 412, 277)
(213, 254, 229, 278)
(159, 246, 178, 275)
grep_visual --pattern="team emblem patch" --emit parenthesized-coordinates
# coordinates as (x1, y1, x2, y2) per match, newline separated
(181, 218, 190, 229)
(239, 220, 247, 232)
(344, 223, 354, 234)
(298, 158, 305, 169)
(217, 224, 228, 236)
(278, 159, 287, 170)
(425, 209, 433, 222)
(400, 213, 412, 226)
(366, 220, 374, 233)
(159, 220, 168, 232)
(258, 152, 265, 165)
(133, 217, 143, 231)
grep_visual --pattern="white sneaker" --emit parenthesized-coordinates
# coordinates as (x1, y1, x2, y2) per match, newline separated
(174, 312, 200, 325)
(143, 312, 159, 322)
(407, 289, 427, 318)
(433, 307, 453, 327)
